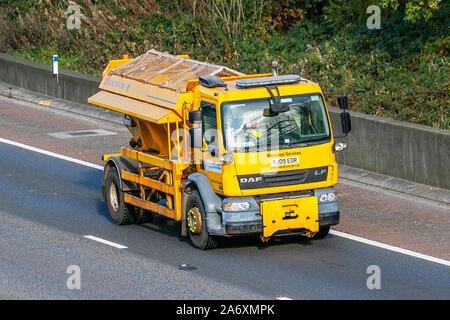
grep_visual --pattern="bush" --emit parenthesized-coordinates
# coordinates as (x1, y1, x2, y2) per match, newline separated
(0, 0, 448, 129)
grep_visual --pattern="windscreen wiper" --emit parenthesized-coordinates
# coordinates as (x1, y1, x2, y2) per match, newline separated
(287, 137, 329, 148)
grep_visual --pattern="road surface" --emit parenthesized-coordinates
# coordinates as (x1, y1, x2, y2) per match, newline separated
(0, 94, 449, 299)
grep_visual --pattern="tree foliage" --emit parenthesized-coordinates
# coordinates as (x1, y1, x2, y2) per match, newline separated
(0, 0, 448, 129)
(379, 0, 443, 22)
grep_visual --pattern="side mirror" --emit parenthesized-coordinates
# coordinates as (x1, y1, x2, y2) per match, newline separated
(189, 127, 203, 149)
(270, 101, 290, 113)
(188, 110, 202, 124)
(337, 95, 348, 110)
(341, 111, 352, 134)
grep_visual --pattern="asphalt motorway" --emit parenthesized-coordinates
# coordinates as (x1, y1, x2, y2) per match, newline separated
(0, 140, 449, 300)
(0, 92, 449, 300)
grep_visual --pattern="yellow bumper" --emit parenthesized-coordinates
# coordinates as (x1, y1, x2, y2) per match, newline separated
(261, 197, 319, 238)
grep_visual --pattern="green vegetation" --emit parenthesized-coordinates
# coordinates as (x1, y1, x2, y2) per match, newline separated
(0, 0, 448, 129)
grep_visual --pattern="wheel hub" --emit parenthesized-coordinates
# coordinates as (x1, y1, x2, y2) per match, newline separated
(187, 207, 202, 234)
(109, 182, 119, 212)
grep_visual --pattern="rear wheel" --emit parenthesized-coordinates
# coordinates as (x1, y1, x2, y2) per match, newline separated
(105, 168, 136, 225)
(134, 207, 154, 224)
(186, 190, 218, 250)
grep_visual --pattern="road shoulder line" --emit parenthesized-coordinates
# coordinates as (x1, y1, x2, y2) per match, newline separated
(0, 137, 103, 171)
(330, 230, 450, 267)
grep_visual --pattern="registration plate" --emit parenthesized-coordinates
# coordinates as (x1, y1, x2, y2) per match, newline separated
(270, 156, 299, 166)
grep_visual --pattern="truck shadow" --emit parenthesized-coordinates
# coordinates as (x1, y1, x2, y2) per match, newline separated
(96, 199, 114, 223)
(137, 215, 191, 245)
(138, 214, 315, 249)
(217, 235, 314, 250)
(96, 203, 317, 249)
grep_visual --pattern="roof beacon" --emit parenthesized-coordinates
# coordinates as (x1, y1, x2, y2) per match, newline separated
(236, 75, 301, 88)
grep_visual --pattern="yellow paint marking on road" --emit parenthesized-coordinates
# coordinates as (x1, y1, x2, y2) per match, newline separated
(39, 101, 51, 106)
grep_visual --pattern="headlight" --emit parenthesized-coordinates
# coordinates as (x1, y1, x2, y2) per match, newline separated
(319, 192, 337, 202)
(224, 202, 251, 211)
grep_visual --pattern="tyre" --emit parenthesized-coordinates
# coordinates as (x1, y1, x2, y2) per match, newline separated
(134, 207, 154, 224)
(104, 168, 136, 225)
(312, 226, 330, 240)
(186, 190, 218, 250)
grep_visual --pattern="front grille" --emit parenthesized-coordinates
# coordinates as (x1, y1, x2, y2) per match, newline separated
(263, 170, 308, 187)
(237, 166, 328, 190)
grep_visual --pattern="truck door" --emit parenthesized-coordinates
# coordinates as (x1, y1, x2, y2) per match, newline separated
(201, 101, 223, 193)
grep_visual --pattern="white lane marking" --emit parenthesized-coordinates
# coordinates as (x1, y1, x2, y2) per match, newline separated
(0, 137, 103, 170)
(330, 230, 450, 267)
(1, 137, 449, 267)
(83, 235, 128, 249)
(276, 296, 293, 300)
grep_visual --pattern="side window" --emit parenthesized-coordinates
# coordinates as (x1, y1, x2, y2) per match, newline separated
(201, 102, 218, 147)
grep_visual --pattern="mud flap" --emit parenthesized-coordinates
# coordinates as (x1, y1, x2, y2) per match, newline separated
(261, 197, 319, 238)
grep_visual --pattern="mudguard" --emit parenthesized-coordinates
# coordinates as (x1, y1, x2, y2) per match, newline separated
(186, 172, 222, 213)
(101, 156, 140, 202)
(183, 172, 223, 235)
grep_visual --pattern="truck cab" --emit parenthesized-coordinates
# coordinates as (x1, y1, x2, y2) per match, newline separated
(184, 74, 350, 248)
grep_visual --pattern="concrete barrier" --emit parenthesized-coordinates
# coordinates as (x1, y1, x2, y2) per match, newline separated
(329, 108, 450, 190)
(1, 53, 449, 189)
(0, 53, 101, 105)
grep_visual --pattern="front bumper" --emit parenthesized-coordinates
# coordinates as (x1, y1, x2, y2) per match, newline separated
(221, 211, 339, 235)
(207, 188, 340, 236)
(318, 211, 340, 226)
(225, 221, 263, 235)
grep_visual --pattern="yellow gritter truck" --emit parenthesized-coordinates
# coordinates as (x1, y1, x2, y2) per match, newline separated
(88, 49, 351, 249)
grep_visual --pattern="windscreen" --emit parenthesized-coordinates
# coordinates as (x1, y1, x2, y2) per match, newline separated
(221, 93, 330, 152)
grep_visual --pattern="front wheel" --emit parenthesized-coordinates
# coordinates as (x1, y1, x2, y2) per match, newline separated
(311, 226, 330, 240)
(186, 190, 218, 250)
